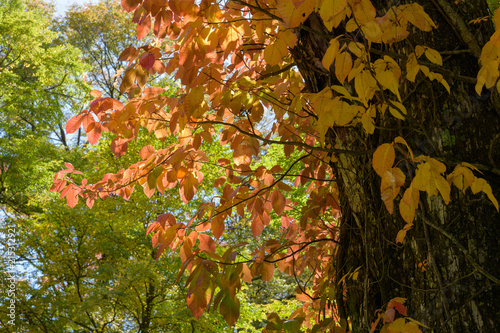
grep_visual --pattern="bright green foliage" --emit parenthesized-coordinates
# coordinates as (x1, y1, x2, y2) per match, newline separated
(0, 0, 88, 214)
(0, 2, 298, 331)
(0, 0, 88, 137)
(55, 0, 138, 100)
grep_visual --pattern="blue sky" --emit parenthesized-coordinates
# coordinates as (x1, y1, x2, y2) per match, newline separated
(52, 0, 98, 15)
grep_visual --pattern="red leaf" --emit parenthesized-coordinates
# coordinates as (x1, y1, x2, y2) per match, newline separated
(118, 46, 137, 61)
(139, 53, 156, 71)
(180, 174, 198, 203)
(66, 114, 84, 134)
(387, 298, 407, 316)
(86, 197, 94, 209)
(147, 222, 159, 235)
(121, 0, 141, 12)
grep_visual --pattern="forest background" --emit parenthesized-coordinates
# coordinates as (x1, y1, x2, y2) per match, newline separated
(1, 0, 500, 332)
(0, 0, 299, 332)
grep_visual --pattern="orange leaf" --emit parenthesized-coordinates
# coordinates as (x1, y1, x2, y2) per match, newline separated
(137, 15, 151, 40)
(198, 233, 216, 252)
(272, 189, 286, 216)
(186, 275, 210, 319)
(261, 261, 275, 282)
(139, 145, 156, 160)
(251, 216, 264, 237)
(110, 137, 129, 157)
(66, 114, 84, 134)
(220, 294, 240, 326)
(211, 215, 225, 239)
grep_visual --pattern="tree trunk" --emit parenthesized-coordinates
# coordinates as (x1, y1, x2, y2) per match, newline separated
(291, 1, 500, 332)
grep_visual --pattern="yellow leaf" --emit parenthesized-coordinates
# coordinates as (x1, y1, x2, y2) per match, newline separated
(394, 136, 414, 161)
(413, 162, 431, 191)
(434, 171, 451, 204)
(424, 47, 443, 66)
(362, 21, 383, 42)
(471, 179, 499, 211)
(396, 223, 413, 244)
(348, 42, 365, 58)
(495, 7, 500, 31)
(479, 41, 497, 65)
(264, 39, 288, 65)
(399, 185, 419, 224)
(374, 59, 401, 100)
(360, 105, 376, 134)
(322, 39, 340, 71)
(319, 0, 347, 22)
(415, 45, 425, 58)
(314, 93, 360, 135)
(471, 177, 486, 194)
(406, 53, 420, 82)
(277, 0, 315, 28)
(388, 101, 407, 120)
(428, 158, 446, 174)
(185, 86, 204, 108)
(461, 162, 479, 172)
(355, 70, 378, 106)
(380, 167, 406, 213)
(335, 51, 353, 84)
(403, 3, 436, 31)
(476, 67, 487, 95)
(331, 85, 352, 98)
(403, 321, 422, 333)
(388, 318, 406, 333)
(352, 0, 376, 25)
(277, 29, 298, 48)
(413, 159, 450, 203)
(372, 143, 395, 177)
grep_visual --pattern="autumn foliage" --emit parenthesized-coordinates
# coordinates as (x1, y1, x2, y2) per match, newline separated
(51, 0, 500, 332)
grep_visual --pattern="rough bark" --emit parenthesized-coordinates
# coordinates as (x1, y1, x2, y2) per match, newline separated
(291, 1, 500, 332)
